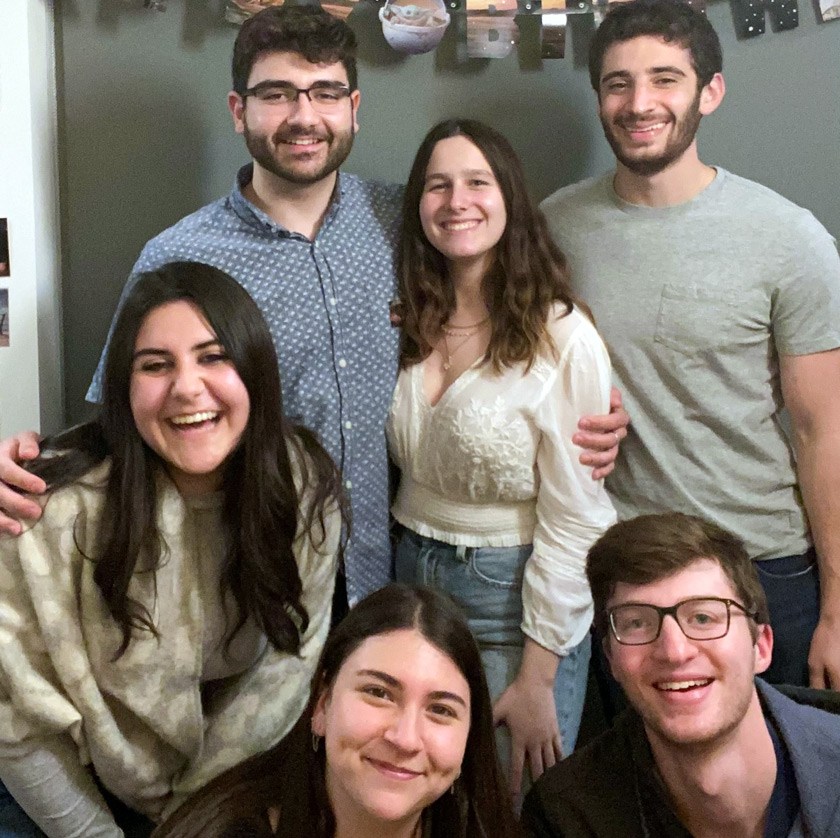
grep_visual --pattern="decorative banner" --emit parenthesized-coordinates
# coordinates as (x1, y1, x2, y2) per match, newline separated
(218, 0, 839, 51)
(380, 0, 451, 53)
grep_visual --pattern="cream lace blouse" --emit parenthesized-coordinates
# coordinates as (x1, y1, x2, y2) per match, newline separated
(387, 305, 616, 655)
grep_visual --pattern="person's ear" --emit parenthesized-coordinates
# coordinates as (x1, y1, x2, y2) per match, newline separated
(228, 91, 246, 135)
(311, 687, 330, 737)
(753, 623, 774, 675)
(699, 72, 725, 116)
(350, 89, 361, 135)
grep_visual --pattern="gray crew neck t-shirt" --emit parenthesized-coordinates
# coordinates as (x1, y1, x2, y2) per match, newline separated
(541, 168, 840, 560)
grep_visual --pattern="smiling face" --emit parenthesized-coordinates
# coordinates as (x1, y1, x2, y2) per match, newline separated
(418, 135, 507, 279)
(597, 35, 722, 177)
(312, 628, 471, 833)
(229, 50, 360, 187)
(606, 559, 772, 751)
(129, 300, 250, 496)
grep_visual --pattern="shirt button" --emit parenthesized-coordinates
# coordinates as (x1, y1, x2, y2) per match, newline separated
(345, 480, 353, 490)
(344, 421, 352, 430)
(338, 358, 347, 368)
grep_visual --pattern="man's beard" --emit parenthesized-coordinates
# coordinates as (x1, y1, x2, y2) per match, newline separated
(244, 123, 355, 186)
(601, 90, 703, 177)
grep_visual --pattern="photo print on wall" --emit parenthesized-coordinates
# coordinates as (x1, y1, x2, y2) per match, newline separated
(0, 219, 9, 278)
(0, 289, 9, 348)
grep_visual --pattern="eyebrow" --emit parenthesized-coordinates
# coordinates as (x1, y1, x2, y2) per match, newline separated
(601, 65, 688, 84)
(424, 168, 494, 182)
(244, 78, 348, 93)
(133, 339, 222, 360)
(356, 669, 469, 708)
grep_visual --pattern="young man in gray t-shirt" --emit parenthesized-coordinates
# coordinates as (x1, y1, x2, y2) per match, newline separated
(542, 0, 840, 689)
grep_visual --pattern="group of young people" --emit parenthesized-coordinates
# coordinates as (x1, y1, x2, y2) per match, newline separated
(1, 0, 839, 835)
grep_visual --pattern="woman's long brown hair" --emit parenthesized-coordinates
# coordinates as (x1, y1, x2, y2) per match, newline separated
(153, 585, 523, 838)
(398, 119, 585, 373)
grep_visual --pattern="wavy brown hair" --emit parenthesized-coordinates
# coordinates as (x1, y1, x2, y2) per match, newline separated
(28, 262, 345, 658)
(153, 584, 522, 838)
(399, 118, 584, 373)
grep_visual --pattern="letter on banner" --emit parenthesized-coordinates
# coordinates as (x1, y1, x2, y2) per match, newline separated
(729, 0, 798, 35)
(464, 0, 519, 58)
(540, 0, 566, 58)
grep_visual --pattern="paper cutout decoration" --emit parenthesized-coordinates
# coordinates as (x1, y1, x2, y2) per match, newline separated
(461, 0, 518, 58)
(380, 0, 452, 53)
(541, 12, 567, 57)
(730, 0, 799, 35)
(226, 1, 287, 25)
(819, 0, 840, 20)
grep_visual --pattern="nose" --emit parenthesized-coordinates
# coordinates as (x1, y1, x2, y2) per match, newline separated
(651, 614, 696, 663)
(170, 361, 205, 400)
(446, 182, 469, 211)
(382, 709, 422, 753)
(628, 82, 654, 114)
(285, 90, 319, 126)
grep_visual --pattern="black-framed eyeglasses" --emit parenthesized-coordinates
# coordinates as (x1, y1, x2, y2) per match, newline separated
(607, 597, 759, 646)
(240, 82, 352, 113)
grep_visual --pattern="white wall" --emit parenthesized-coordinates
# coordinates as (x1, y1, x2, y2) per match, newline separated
(0, 0, 63, 437)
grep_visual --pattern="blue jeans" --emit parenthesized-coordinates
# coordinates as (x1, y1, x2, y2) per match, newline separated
(756, 548, 820, 688)
(395, 529, 591, 776)
(0, 778, 154, 838)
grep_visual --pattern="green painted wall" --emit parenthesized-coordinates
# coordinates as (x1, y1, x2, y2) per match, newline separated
(56, 0, 840, 423)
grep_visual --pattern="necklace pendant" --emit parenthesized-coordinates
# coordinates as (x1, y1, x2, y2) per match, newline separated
(442, 360, 451, 371)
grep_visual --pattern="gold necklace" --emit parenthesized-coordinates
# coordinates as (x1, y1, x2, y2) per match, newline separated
(441, 315, 490, 338)
(441, 324, 487, 371)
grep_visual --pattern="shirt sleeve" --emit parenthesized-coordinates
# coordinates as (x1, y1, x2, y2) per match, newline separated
(522, 315, 617, 656)
(0, 739, 123, 838)
(773, 216, 840, 356)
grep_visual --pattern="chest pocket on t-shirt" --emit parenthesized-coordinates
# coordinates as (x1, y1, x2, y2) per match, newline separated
(653, 283, 751, 356)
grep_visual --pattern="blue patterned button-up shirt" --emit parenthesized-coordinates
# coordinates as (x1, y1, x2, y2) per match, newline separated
(88, 165, 404, 603)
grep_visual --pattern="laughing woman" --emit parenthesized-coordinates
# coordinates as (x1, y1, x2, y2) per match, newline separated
(0, 262, 343, 837)
(388, 120, 617, 796)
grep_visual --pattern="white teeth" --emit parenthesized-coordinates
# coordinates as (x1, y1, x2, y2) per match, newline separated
(628, 122, 666, 133)
(170, 411, 218, 426)
(658, 679, 711, 691)
(443, 220, 479, 231)
(287, 138, 321, 145)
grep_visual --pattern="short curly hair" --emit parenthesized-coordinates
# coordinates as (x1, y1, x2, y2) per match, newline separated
(232, 5, 358, 94)
(588, 0, 722, 92)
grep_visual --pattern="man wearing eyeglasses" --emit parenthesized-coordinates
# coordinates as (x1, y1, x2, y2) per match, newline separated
(523, 512, 840, 838)
(0, 4, 627, 612)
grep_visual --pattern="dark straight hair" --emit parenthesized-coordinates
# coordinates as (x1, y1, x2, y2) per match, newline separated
(153, 584, 523, 838)
(399, 118, 585, 374)
(29, 261, 344, 658)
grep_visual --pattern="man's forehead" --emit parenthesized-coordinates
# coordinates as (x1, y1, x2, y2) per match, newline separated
(600, 35, 695, 78)
(247, 50, 349, 85)
(608, 558, 737, 606)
